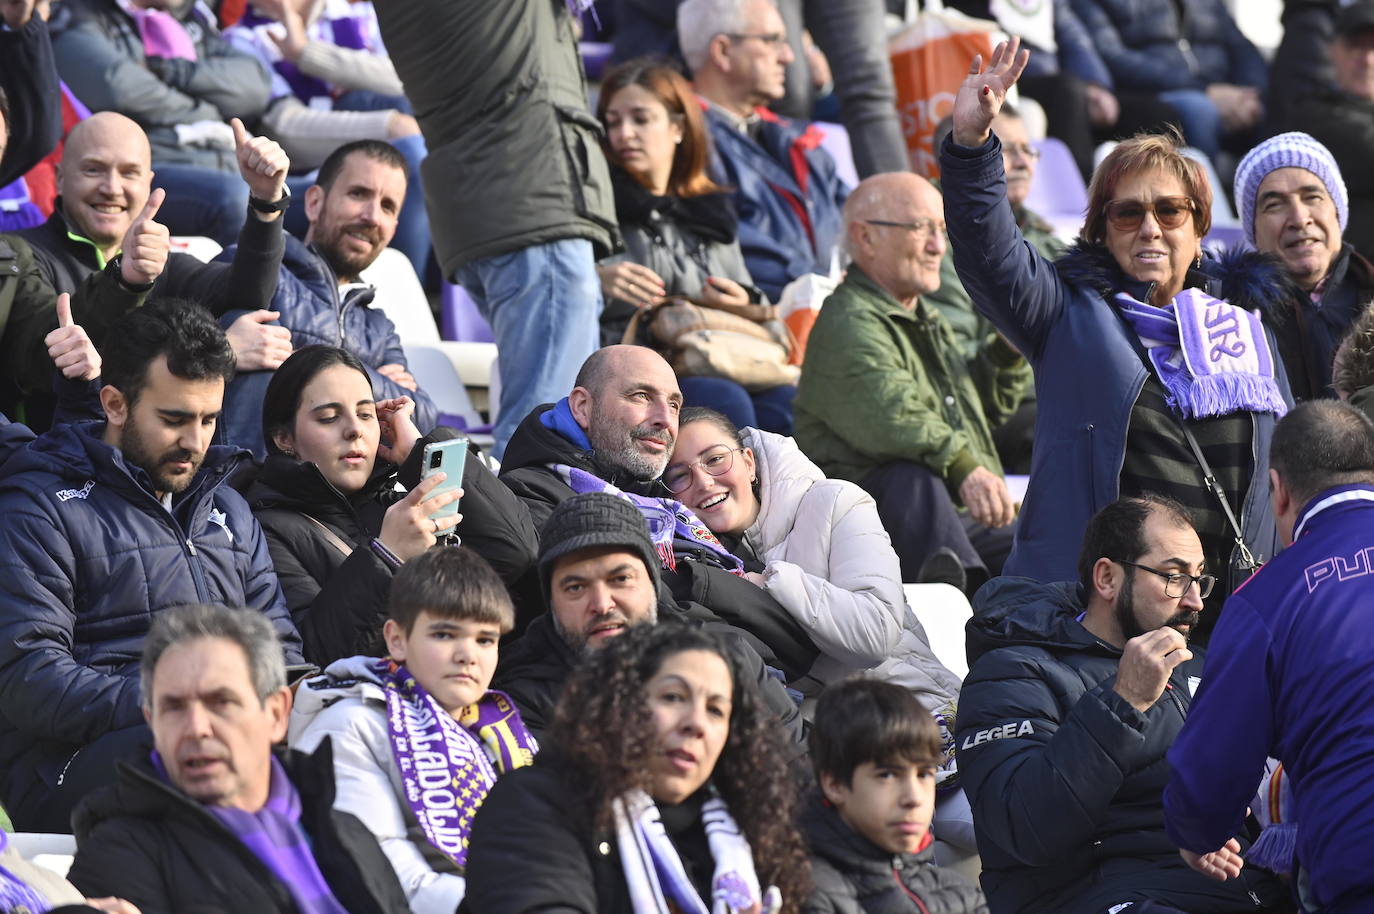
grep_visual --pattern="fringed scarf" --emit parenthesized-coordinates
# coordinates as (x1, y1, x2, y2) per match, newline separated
(379, 659, 537, 870)
(1115, 288, 1288, 420)
(553, 464, 745, 575)
(613, 788, 781, 914)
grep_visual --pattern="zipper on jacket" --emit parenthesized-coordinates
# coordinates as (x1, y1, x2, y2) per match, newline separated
(893, 867, 931, 914)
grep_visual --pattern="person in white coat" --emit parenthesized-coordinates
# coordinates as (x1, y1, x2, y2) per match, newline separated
(288, 546, 537, 914)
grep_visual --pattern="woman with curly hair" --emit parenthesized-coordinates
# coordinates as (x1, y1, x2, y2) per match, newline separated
(463, 623, 811, 914)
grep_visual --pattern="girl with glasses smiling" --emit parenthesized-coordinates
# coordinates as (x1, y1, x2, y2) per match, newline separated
(939, 38, 1296, 640)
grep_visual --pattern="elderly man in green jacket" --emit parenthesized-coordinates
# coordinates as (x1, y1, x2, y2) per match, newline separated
(795, 171, 1030, 591)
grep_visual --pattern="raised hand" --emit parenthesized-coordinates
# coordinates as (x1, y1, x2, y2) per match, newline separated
(264, 1, 307, 61)
(1114, 626, 1192, 713)
(120, 188, 169, 287)
(230, 117, 290, 210)
(378, 472, 463, 561)
(225, 310, 293, 370)
(375, 396, 421, 466)
(46, 293, 102, 381)
(951, 36, 1030, 149)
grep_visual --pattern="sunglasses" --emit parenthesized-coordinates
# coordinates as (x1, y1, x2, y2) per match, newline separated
(1104, 196, 1196, 232)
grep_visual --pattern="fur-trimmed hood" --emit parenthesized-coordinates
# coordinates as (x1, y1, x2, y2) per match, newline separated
(1053, 240, 1299, 315)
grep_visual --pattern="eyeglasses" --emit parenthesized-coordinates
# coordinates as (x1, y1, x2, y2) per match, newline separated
(661, 446, 745, 494)
(722, 32, 788, 48)
(1116, 560, 1216, 599)
(1002, 142, 1041, 161)
(865, 217, 946, 244)
(1104, 196, 1196, 232)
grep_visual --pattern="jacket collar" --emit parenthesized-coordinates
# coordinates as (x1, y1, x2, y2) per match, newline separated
(45, 204, 109, 270)
(250, 452, 395, 511)
(1292, 484, 1374, 540)
(842, 264, 930, 322)
(609, 165, 738, 244)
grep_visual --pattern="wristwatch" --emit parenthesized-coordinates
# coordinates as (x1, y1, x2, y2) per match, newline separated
(248, 184, 291, 214)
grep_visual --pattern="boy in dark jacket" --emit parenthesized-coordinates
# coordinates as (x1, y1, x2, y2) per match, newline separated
(803, 678, 987, 914)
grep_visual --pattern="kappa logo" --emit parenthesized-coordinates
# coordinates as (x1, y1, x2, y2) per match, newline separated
(55, 480, 96, 502)
(961, 719, 1034, 750)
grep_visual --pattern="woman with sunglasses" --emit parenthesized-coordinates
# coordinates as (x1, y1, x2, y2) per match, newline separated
(663, 408, 962, 717)
(939, 38, 1294, 635)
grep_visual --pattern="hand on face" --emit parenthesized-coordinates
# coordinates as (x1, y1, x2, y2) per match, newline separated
(1113, 626, 1192, 713)
(46, 293, 103, 381)
(374, 396, 421, 466)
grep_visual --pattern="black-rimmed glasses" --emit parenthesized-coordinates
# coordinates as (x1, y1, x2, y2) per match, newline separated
(661, 447, 745, 494)
(1116, 560, 1216, 599)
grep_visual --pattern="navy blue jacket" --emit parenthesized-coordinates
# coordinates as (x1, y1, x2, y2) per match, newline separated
(956, 577, 1282, 914)
(214, 235, 437, 456)
(1166, 485, 1374, 914)
(1069, 0, 1267, 93)
(0, 421, 301, 810)
(704, 105, 848, 301)
(940, 135, 1291, 586)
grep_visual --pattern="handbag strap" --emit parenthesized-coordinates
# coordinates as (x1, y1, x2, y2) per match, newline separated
(260, 508, 355, 558)
(1175, 419, 1257, 571)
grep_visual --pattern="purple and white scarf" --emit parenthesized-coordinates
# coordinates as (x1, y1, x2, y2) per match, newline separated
(379, 659, 537, 869)
(613, 788, 781, 914)
(553, 464, 744, 575)
(151, 751, 351, 914)
(1115, 288, 1288, 419)
(0, 831, 53, 914)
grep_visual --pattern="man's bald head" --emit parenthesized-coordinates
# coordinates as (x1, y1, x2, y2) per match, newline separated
(568, 345, 683, 482)
(59, 112, 154, 253)
(843, 173, 947, 306)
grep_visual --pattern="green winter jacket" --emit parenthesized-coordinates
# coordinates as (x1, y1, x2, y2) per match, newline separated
(794, 265, 1030, 494)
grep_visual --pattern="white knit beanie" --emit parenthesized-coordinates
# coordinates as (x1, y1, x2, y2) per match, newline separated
(1234, 132, 1348, 247)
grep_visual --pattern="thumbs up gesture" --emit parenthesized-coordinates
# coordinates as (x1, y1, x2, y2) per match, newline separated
(120, 187, 169, 287)
(45, 293, 103, 381)
(231, 117, 290, 209)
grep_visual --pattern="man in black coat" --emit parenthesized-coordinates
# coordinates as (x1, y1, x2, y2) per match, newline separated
(496, 492, 805, 753)
(499, 343, 819, 680)
(955, 495, 1288, 914)
(67, 603, 410, 914)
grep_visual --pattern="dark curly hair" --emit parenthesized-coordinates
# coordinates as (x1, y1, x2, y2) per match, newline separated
(550, 622, 811, 913)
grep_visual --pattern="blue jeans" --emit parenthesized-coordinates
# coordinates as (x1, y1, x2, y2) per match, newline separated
(1158, 89, 1222, 160)
(455, 238, 602, 458)
(152, 164, 249, 246)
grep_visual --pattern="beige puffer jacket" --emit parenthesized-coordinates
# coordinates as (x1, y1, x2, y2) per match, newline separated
(741, 430, 963, 714)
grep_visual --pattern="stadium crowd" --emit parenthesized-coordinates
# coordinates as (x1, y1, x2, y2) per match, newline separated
(2, 0, 1374, 912)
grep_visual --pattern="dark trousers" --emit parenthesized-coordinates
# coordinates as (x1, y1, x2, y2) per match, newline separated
(9, 724, 153, 833)
(860, 461, 1016, 586)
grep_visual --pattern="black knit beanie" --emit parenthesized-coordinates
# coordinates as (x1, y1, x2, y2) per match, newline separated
(538, 492, 661, 599)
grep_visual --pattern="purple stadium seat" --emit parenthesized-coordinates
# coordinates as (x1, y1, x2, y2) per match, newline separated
(441, 283, 495, 343)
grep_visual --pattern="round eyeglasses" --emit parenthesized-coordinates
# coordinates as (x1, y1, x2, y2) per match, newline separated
(661, 447, 745, 495)
(1116, 560, 1216, 599)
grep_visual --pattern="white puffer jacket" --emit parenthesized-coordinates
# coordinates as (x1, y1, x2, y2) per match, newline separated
(288, 656, 466, 914)
(741, 430, 963, 714)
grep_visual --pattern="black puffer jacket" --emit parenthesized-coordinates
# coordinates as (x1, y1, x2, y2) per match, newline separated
(247, 430, 539, 664)
(67, 744, 411, 914)
(801, 792, 987, 914)
(498, 403, 820, 681)
(955, 576, 1284, 914)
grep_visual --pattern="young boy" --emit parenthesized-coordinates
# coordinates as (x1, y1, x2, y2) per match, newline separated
(289, 546, 537, 914)
(805, 678, 987, 914)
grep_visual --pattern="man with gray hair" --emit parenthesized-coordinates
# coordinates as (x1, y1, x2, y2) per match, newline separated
(1233, 131, 1374, 400)
(66, 603, 411, 914)
(795, 172, 1030, 591)
(678, 0, 849, 301)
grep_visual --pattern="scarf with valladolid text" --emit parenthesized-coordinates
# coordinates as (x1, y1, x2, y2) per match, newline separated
(1115, 288, 1288, 419)
(613, 788, 782, 914)
(553, 464, 744, 575)
(379, 659, 537, 870)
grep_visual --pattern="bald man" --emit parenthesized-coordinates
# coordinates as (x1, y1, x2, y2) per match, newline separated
(496, 344, 821, 682)
(794, 172, 1030, 591)
(13, 112, 296, 390)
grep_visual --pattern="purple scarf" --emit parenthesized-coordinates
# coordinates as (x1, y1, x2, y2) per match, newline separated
(554, 464, 745, 574)
(379, 659, 537, 869)
(151, 751, 350, 914)
(1115, 288, 1288, 419)
(0, 832, 52, 914)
